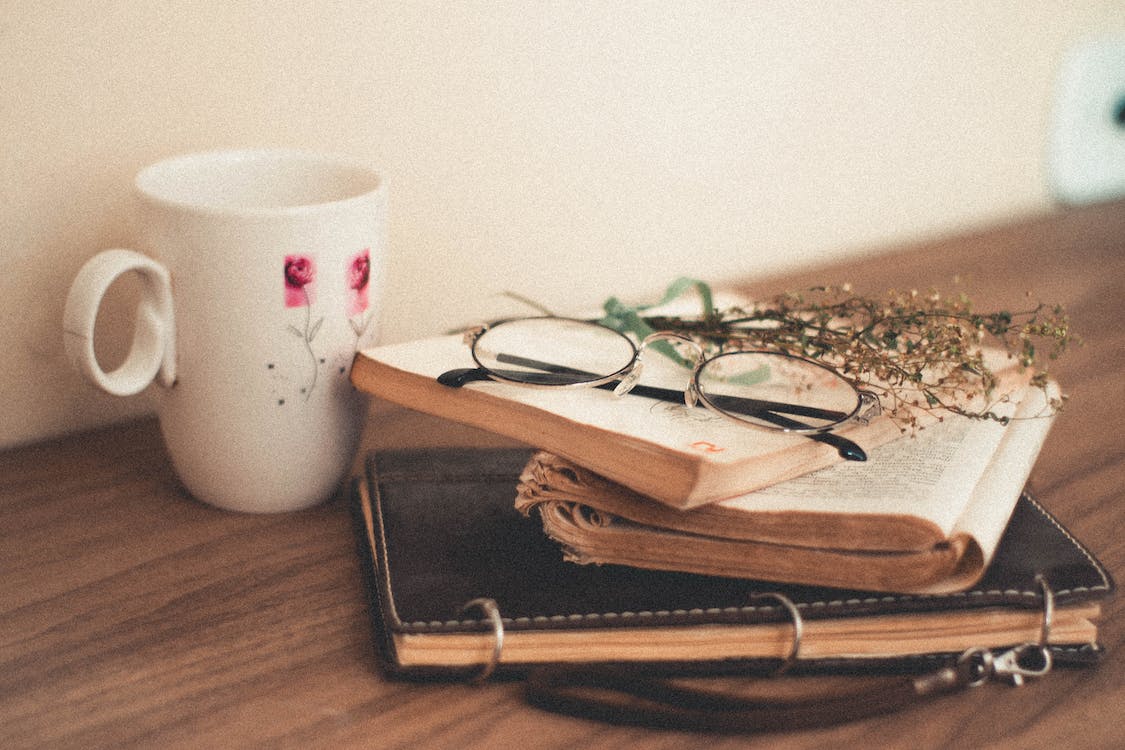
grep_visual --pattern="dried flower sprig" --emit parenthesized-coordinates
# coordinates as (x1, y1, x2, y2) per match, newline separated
(600, 279, 1072, 431)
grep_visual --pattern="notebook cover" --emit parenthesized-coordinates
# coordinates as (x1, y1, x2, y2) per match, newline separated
(351, 447, 1113, 679)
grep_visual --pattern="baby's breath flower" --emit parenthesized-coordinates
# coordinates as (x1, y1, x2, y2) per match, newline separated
(638, 284, 1072, 429)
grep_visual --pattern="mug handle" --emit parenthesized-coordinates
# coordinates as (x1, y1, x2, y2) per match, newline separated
(63, 249, 176, 396)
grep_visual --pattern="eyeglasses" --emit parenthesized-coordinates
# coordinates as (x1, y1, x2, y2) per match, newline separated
(437, 316, 881, 461)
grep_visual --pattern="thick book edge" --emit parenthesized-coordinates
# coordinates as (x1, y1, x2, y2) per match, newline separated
(516, 454, 945, 552)
(391, 604, 1101, 669)
(351, 345, 902, 508)
(522, 499, 986, 594)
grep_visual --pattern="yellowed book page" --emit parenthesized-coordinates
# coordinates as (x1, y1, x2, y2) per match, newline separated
(948, 383, 1059, 560)
(719, 384, 1053, 539)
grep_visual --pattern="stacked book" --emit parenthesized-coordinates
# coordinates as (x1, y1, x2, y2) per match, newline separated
(348, 319, 1111, 680)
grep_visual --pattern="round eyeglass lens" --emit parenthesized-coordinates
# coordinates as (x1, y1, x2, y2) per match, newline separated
(696, 351, 860, 432)
(472, 318, 637, 386)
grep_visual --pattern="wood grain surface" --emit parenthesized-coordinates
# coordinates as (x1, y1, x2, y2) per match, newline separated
(2, 200, 1123, 749)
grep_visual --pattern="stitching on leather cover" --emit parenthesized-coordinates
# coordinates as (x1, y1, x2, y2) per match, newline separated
(395, 490, 1110, 631)
(1023, 492, 1112, 595)
(367, 455, 407, 630)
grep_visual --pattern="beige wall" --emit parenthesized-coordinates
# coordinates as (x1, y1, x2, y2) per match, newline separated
(2, 1, 1122, 449)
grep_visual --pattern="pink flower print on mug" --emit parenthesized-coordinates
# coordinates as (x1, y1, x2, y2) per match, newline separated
(284, 254, 324, 400)
(285, 255, 316, 307)
(346, 249, 370, 316)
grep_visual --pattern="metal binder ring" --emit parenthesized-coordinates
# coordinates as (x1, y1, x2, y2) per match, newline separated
(459, 597, 505, 683)
(751, 592, 803, 675)
(1034, 573, 1055, 647)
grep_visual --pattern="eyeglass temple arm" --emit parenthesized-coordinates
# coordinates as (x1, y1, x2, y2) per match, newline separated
(437, 367, 496, 387)
(495, 353, 854, 423)
(436, 365, 868, 462)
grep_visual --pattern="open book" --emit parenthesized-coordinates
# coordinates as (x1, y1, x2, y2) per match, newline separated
(352, 446, 1109, 677)
(516, 384, 1058, 594)
(351, 328, 1027, 508)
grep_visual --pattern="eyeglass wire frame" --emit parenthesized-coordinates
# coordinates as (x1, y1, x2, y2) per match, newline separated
(463, 317, 882, 436)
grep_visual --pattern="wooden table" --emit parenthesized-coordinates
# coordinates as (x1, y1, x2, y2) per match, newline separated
(3, 200, 1123, 749)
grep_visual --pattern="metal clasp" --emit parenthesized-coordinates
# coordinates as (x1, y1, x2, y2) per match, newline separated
(991, 643, 1053, 686)
(991, 574, 1056, 686)
(957, 643, 1053, 688)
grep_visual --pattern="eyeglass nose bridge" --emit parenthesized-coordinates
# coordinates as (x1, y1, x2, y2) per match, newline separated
(612, 331, 706, 407)
(461, 324, 488, 346)
(855, 390, 882, 424)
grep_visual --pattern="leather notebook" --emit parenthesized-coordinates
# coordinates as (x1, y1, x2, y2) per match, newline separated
(350, 447, 1112, 680)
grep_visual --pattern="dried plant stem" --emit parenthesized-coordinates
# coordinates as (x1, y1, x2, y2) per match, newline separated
(615, 284, 1072, 432)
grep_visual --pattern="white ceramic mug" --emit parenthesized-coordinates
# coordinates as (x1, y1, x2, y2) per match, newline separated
(64, 150, 386, 512)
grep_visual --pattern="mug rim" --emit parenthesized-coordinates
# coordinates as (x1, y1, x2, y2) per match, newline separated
(134, 148, 385, 217)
